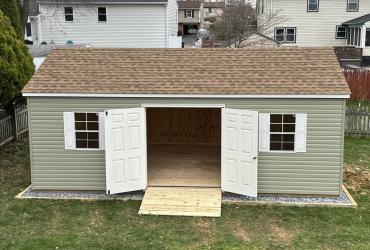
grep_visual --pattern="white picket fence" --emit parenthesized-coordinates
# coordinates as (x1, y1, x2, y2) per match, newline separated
(0, 104, 28, 147)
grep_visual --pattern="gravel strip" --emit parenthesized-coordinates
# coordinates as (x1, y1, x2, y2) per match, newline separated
(20, 187, 354, 206)
(222, 191, 353, 205)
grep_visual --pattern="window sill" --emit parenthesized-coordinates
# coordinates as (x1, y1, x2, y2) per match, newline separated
(67, 148, 103, 151)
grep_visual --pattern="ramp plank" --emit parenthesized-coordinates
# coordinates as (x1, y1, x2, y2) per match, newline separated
(139, 187, 221, 217)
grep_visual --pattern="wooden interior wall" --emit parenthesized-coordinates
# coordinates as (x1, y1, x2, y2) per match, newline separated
(147, 108, 221, 145)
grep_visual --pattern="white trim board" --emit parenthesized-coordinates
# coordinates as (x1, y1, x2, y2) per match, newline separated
(142, 104, 225, 108)
(23, 93, 350, 99)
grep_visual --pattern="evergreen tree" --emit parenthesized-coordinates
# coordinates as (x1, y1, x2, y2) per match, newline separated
(0, 0, 22, 38)
(0, 10, 34, 108)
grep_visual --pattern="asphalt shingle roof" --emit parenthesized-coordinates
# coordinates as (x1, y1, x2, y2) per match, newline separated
(22, 47, 350, 96)
(178, 0, 201, 9)
(342, 14, 370, 25)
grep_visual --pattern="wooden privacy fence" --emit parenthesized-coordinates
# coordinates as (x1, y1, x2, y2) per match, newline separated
(0, 104, 28, 147)
(343, 69, 370, 100)
(345, 105, 370, 136)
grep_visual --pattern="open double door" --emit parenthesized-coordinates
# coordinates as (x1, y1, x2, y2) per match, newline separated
(104, 107, 258, 197)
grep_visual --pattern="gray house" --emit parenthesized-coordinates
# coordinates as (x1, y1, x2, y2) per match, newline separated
(22, 48, 349, 204)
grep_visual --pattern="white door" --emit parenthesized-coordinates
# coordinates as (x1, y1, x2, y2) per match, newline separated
(221, 108, 258, 197)
(105, 108, 147, 194)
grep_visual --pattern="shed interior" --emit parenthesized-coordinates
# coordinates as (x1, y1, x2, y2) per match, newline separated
(146, 108, 221, 187)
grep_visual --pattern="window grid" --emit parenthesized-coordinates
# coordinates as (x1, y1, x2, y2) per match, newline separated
(74, 112, 99, 149)
(64, 7, 73, 22)
(274, 28, 296, 43)
(270, 114, 296, 151)
(98, 7, 107, 22)
(347, 0, 359, 12)
(336, 26, 347, 39)
(307, 0, 319, 12)
(186, 10, 193, 18)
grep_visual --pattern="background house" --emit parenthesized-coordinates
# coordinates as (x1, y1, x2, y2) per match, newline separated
(178, 0, 202, 36)
(202, 1, 224, 26)
(257, 0, 370, 66)
(27, 0, 180, 48)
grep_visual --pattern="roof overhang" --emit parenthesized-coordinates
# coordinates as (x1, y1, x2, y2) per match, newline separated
(22, 93, 351, 99)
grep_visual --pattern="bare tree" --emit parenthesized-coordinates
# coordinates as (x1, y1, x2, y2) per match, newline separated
(17, 0, 29, 37)
(208, 0, 285, 48)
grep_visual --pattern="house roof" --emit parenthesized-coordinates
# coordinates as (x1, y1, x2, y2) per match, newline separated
(29, 0, 40, 16)
(203, 2, 224, 8)
(36, 0, 168, 4)
(178, 1, 201, 9)
(22, 47, 350, 96)
(342, 14, 370, 25)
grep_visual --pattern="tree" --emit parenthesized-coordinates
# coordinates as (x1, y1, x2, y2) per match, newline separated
(208, 0, 284, 47)
(17, 0, 30, 38)
(0, 10, 34, 108)
(0, 0, 22, 38)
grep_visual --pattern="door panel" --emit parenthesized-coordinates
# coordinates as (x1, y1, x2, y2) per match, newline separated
(105, 108, 147, 194)
(222, 108, 258, 197)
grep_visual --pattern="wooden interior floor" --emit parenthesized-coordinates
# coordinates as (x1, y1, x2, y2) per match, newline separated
(147, 144, 221, 187)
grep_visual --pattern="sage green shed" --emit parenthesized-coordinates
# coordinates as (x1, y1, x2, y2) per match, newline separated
(23, 47, 350, 197)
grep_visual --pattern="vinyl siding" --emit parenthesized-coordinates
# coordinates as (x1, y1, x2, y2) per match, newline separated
(258, 0, 370, 47)
(28, 97, 345, 195)
(166, 0, 178, 37)
(38, 4, 167, 47)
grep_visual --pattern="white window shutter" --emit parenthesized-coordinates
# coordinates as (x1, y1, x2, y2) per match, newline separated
(259, 113, 270, 152)
(63, 112, 75, 149)
(295, 113, 307, 152)
(99, 112, 105, 150)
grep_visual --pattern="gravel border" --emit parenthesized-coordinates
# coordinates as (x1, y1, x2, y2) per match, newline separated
(17, 186, 356, 207)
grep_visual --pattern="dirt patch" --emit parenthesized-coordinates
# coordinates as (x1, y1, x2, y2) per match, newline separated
(344, 164, 370, 194)
(268, 218, 298, 245)
(193, 218, 216, 246)
(232, 225, 251, 242)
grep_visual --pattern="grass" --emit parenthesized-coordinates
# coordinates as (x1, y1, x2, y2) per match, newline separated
(1, 137, 370, 249)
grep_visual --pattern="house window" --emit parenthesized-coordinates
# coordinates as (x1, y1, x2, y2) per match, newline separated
(208, 8, 212, 13)
(275, 27, 296, 43)
(74, 112, 99, 149)
(366, 28, 370, 46)
(185, 9, 194, 18)
(307, 0, 319, 12)
(26, 23, 31, 37)
(98, 7, 107, 22)
(336, 26, 347, 39)
(347, 0, 359, 12)
(270, 114, 296, 151)
(64, 7, 74, 22)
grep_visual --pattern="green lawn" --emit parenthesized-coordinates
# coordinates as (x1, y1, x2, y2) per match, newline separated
(1, 137, 370, 249)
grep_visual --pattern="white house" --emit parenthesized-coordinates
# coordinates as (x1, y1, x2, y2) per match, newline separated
(28, 0, 180, 48)
(256, 0, 370, 65)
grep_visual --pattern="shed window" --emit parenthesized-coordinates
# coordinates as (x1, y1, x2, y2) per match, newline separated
(307, 0, 319, 12)
(185, 9, 194, 18)
(347, 0, 359, 12)
(98, 7, 107, 22)
(74, 112, 99, 149)
(336, 25, 347, 39)
(270, 114, 296, 151)
(64, 7, 74, 22)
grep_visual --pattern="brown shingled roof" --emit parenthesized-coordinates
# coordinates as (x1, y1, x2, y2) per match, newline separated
(22, 47, 350, 96)
(178, 0, 201, 9)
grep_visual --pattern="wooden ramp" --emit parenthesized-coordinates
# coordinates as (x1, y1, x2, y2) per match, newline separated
(139, 187, 221, 217)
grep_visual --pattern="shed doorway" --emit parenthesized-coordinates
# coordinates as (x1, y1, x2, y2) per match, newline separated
(146, 108, 221, 188)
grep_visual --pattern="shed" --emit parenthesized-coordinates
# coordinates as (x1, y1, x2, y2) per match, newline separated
(22, 48, 350, 201)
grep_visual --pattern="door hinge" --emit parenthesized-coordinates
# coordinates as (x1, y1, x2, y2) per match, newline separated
(105, 111, 108, 116)
(107, 190, 110, 194)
